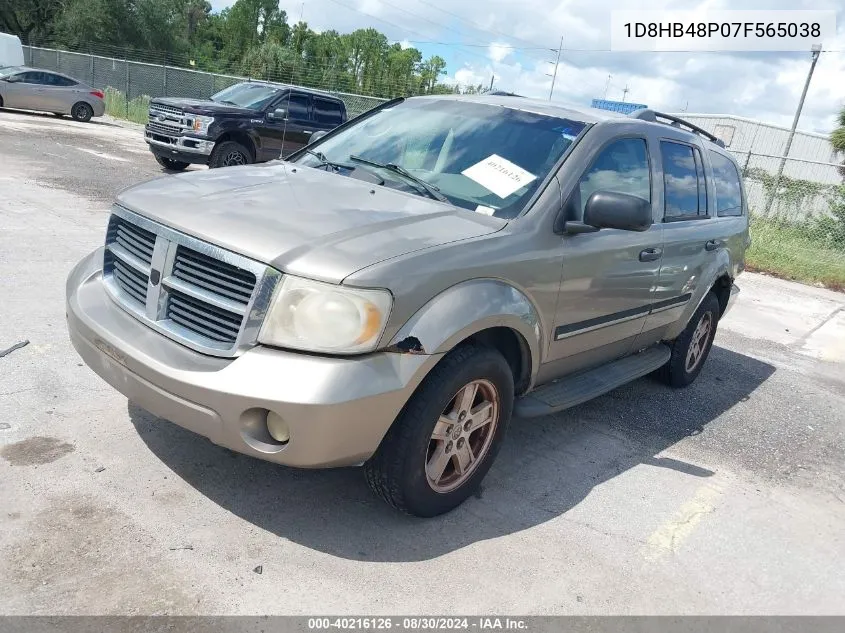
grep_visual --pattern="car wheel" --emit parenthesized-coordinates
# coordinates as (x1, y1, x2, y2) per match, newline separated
(658, 291, 720, 388)
(209, 141, 252, 168)
(154, 155, 190, 171)
(365, 343, 514, 517)
(70, 102, 93, 122)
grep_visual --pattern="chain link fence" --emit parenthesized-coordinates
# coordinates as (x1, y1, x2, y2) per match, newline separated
(732, 150, 845, 287)
(22, 45, 387, 122)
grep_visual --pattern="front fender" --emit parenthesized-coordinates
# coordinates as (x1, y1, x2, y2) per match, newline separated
(386, 279, 543, 387)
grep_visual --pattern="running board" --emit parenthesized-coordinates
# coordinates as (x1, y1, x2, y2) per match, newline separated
(514, 345, 671, 418)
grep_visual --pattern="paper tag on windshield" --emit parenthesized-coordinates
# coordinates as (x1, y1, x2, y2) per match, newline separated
(475, 205, 496, 216)
(462, 154, 537, 199)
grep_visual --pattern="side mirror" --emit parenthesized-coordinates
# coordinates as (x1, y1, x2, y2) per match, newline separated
(566, 191, 652, 234)
(308, 130, 328, 144)
(269, 107, 287, 121)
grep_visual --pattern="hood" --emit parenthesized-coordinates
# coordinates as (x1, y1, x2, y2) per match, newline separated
(116, 163, 506, 284)
(151, 96, 254, 117)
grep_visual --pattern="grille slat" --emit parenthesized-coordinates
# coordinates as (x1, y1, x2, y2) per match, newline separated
(111, 258, 148, 306)
(103, 212, 264, 353)
(147, 121, 182, 136)
(167, 291, 240, 343)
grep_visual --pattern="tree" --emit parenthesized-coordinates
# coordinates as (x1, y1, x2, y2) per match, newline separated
(0, 0, 62, 44)
(832, 107, 845, 156)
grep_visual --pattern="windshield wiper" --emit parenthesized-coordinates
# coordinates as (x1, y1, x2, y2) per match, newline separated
(212, 99, 239, 106)
(304, 150, 354, 172)
(348, 155, 448, 202)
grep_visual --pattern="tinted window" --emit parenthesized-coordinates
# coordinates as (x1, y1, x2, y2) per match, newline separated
(709, 151, 743, 216)
(46, 74, 77, 87)
(315, 98, 343, 125)
(578, 138, 650, 214)
(661, 141, 705, 218)
(284, 94, 310, 120)
(17, 71, 46, 84)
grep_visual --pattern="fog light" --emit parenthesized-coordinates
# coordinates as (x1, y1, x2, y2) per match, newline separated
(266, 411, 290, 443)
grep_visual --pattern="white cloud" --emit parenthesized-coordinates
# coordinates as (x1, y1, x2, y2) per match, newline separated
(488, 42, 514, 63)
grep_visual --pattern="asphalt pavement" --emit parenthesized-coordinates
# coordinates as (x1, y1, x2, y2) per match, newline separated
(0, 108, 843, 615)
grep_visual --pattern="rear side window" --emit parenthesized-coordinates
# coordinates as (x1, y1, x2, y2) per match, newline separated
(314, 98, 344, 125)
(47, 74, 77, 87)
(709, 151, 743, 216)
(660, 141, 707, 219)
(284, 94, 310, 120)
(578, 138, 650, 214)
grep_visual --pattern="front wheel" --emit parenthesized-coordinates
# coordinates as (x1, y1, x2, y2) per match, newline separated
(209, 140, 252, 168)
(365, 344, 514, 517)
(658, 291, 720, 388)
(154, 155, 190, 171)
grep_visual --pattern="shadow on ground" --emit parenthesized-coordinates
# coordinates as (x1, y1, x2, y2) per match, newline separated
(129, 345, 774, 562)
(0, 107, 125, 127)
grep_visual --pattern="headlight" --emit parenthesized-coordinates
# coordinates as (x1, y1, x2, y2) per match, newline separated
(258, 276, 393, 354)
(191, 114, 214, 135)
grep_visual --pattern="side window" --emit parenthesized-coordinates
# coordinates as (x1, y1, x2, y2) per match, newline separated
(18, 72, 45, 84)
(49, 74, 77, 87)
(578, 138, 650, 215)
(284, 94, 310, 121)
(709, 151, 743, 217)
(314, 98, 343, 125)
(660, 141, 706, 219)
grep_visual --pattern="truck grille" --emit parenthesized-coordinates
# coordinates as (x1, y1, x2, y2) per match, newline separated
(102, 207, 279, 356)
(146, 121, 182, 137)
(149, 103, 184, 117)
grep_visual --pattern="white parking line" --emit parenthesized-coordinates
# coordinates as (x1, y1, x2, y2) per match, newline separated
(73, 147, 129, 162)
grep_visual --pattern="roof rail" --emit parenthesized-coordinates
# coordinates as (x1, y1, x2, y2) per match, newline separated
(628, 108, 726, 148)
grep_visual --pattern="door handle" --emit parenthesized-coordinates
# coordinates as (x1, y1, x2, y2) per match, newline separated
(303, 130, 313, 135)
(705, 239, 723, 251)
(639, 247, 662, 262)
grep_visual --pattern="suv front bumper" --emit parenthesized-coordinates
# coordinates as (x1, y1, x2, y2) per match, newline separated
(66, 248, 438, 468)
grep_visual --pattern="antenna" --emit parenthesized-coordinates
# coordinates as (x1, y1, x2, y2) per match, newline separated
(603, 74, 612, 100)
(621, 84, 630, 102)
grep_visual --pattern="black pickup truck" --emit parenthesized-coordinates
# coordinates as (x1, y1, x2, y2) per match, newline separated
(144, 81, 348, 170)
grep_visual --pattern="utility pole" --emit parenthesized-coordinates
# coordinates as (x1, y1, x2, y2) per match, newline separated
(765, 44, 822, 215)
(603, 74, 612, 100)
(546, 35, 563, 101)
(489, 74, 495, 91)
(621, 84, 630, 102)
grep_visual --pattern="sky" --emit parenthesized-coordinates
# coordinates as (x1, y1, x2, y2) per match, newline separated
(210, 0, 845, 134)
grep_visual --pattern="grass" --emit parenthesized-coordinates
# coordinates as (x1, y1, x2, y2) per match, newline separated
(746, 218, 845, 291)
(103, 87, 150, 125)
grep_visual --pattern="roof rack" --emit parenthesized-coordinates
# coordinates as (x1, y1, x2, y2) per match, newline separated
(627, 108, 726, 148)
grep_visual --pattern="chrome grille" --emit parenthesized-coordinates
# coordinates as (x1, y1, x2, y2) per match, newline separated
(172, 246, 256, 304)
(146, 121, 182, 137)
(149, 103, 183, 117)
(105, 250, 148, 307)
(101, 206, 279, 357)
(166, 289, 242, 344)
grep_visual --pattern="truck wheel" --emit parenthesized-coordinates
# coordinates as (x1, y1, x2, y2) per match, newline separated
(209, 141, 252, 168)
(154, 155, 190, 171)
(71, 102, 93, 122)
(658, 291, 720, 388)
(365, 344, 514, 517)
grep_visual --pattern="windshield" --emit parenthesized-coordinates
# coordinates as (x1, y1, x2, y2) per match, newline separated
(292, 99, 587, 217)
(210, 82, 280, 109)
(0, 66, 23, 78)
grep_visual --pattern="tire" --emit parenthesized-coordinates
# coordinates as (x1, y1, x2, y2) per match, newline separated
(209, 140, 252, 168)
(154, 155, 190, 171)
(365, 343, 514, 517)
(70, 102, 94, 122)
(658, 291, 720, 388)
